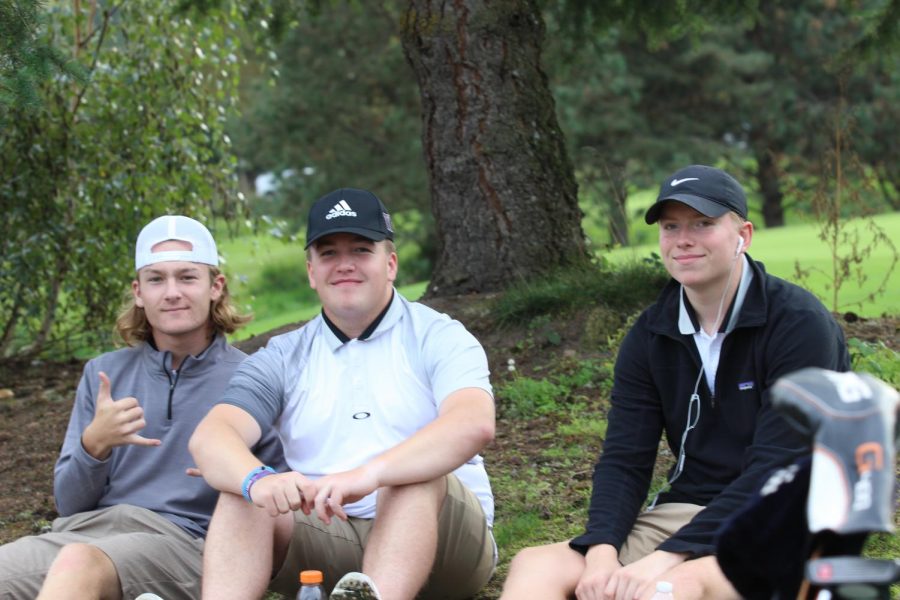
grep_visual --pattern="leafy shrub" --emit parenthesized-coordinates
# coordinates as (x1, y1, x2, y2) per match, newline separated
(848, 338, 900, 386)
(253, 262, 319, 313)
(497, 377, 567, 418)
(584, 305, 627, 349)
(554, 357, 604, 389)
(497, 356, 609, 419)
(259, 261, 308, 294)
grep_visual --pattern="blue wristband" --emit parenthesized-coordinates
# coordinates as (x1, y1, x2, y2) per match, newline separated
(241, 465, 276, 503)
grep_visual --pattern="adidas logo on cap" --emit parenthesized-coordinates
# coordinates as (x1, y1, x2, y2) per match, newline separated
(326, 200, 357, 220)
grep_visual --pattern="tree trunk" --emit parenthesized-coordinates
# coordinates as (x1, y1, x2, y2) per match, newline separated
(28, 254, 68, 357)
(0, 288, 23, 358)
(755, 147, 785, 228)
(875, 163, 900, 210)
(603, 161, 629, 247)
(401, 0, 588, 296)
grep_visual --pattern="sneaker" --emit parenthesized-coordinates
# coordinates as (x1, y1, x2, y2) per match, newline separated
(329, 571, 382, 600)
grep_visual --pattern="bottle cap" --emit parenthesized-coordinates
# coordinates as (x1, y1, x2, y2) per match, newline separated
(656, 581, 673, 593)
(300, 570, 324, 584)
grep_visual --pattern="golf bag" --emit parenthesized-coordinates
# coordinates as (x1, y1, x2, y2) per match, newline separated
(717, 368, 899, 600)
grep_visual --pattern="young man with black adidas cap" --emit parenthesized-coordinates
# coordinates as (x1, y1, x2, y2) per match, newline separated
(190, 188, 497, 600)
(501, 165, 849, 600)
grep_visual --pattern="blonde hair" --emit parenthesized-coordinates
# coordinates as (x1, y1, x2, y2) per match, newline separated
(114, 266, 251, 347)
(727, 212, 748, 227)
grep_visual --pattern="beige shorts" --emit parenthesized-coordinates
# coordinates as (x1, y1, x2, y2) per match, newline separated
(0, 504, 204, 600)
(618, 502, 705, 565)
(270, 474, 495, 599)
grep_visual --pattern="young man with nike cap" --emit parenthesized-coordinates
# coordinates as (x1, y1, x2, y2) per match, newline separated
(501, 165, 849, 600)
(0, 215, 284, 600)
(190, 188, 496, 600)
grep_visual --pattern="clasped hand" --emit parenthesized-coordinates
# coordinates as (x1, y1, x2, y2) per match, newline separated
(248, 465, 379, 524)
(577, 548, 687, 600)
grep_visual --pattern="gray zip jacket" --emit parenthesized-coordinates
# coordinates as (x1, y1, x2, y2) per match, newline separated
(54, 334, 284, 538)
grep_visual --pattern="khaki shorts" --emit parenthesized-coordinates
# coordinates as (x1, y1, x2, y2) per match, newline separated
(619, 502, 705, 565)
(270, 474, 496, 599)
(0, 504, 204, 600)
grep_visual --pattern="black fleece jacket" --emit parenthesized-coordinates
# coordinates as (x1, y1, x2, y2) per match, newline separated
(570, 256, 850, 557)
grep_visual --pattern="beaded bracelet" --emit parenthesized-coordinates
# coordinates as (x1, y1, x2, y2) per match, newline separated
(241, 465, 276, 503)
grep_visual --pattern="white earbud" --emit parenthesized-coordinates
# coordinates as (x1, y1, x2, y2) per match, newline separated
(735, 237, 744, 257)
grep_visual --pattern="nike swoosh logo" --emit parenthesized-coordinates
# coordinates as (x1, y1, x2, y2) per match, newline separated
(671, 177, 699, 186)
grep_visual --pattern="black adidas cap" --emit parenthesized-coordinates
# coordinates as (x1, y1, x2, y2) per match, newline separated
(305, 188, 394, 249)
(645, 165, 748, 224)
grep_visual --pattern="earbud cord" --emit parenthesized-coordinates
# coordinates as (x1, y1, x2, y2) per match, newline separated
(647, 249, 743, 510)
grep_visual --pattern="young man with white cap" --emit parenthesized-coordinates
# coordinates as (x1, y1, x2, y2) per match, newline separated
(0, 215, 283, 600)
(501, 165, 850, 600)
(190, 188, 497, 600)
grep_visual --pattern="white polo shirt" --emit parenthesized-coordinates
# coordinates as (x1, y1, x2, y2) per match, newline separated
(222, 292, 495, 524)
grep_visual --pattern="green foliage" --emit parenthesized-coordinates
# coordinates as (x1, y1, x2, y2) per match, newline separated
(848, 338, 900, 387)
(862, 532, 900, 598)
(258, 262, 305, 295)
(497, 377, 567, 419)
(497, 354, 608, 420)
(254, 262, 319, 314)
(0, 0, 84, 111)
(0, 0, 250, 357)
(226, 0, 439, 280)
(231, 1, 427, 223)
(554, 357, 604, 390)
(492, 258, 667, 325)
(548, 0, 900, 244)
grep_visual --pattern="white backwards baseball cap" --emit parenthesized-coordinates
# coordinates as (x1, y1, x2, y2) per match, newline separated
(135, 215, 219, 271)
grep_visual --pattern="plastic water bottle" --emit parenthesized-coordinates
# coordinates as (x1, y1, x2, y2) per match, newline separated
(296, 570, 326, 599)
(650, 580, 675, 599)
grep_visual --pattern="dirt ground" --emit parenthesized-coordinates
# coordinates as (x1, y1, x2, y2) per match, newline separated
(0, 301, 897, 550)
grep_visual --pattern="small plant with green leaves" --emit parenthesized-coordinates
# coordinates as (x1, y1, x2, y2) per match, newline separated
(526, 314, 562, 348)
(848, 338, 900, 387)
(496, 376, 567, 419)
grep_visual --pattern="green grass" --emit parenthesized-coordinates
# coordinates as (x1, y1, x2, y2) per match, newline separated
(491, 260, 669, 325)
(606, 212, 900, 317)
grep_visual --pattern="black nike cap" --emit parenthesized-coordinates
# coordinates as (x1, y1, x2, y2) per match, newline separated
(645, 165, 748, 224)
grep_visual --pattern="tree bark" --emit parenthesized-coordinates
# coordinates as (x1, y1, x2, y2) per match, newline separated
(0, 288, 23, 358)
(875, 162, 900, 211)
(755, 147, 785, 228)
(602, 160, 629, 247)
(401, 0, 588, 296)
